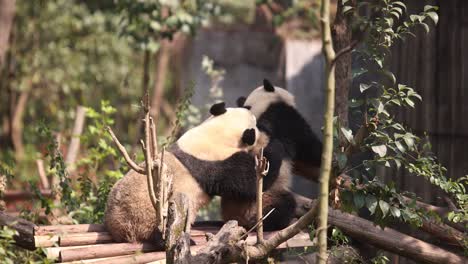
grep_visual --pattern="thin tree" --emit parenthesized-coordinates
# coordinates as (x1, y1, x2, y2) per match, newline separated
(317, 0, 336, 262)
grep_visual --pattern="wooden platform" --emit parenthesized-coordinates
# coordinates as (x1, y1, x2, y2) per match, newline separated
(0, 210, 314, 263)
(35, 224, 313, 263)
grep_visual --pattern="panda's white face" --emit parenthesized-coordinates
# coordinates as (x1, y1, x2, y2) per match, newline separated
(244, 85, 295, 118)
(176, 108, 259, 161)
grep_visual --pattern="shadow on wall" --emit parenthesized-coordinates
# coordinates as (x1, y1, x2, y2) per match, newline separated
(286, 39, 325, 198)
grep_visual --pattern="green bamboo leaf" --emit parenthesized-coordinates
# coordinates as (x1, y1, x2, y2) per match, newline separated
(340, 127, 354, 143)
(372, 145, 387, 158)
(379, 200, 390, 217)
(360, 83, 372, 93)
(395, 141, 406, 153)
(354, 193, 366, 209)
(427, 12, 439, 25)
(390, 206, 401, 218)
(366, 196, 378, 214)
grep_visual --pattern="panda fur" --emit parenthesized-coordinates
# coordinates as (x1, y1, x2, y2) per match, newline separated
(220, 79, 323, 230)
(104, 102, 260, 242)
(237, 79, 323, 181)
(221, 130, 298, 231)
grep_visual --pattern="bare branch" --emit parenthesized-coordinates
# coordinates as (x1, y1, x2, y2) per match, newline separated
(241, 208, 276, 240)
(106, 126, 145, 174)
(255, 148, 268, 244)
(150, 117, 158, 159)
(140, 136, 158, 222)
(331, 39, 359, 67)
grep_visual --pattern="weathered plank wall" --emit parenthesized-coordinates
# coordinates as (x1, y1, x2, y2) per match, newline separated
(384, 0, 467, 263)
(384, 0, 468, 205)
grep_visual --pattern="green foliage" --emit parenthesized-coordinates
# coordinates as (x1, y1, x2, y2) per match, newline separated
(35, 101, 126, 224)
(0, 226, 50, 264)
(334, 0, 467, 230)
(370, 253, 390, 264)
(116, 0, 220, 51)
(329, 227, 349, 246)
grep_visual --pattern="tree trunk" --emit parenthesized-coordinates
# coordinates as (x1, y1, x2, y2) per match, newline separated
(65, 105, 86, 173)
(150, 39, 171, 123)
(332, 0, 353, 127)
(11, 89, 29, 161)
(318, 0, 336, 262)
(0, 0, 15, 71)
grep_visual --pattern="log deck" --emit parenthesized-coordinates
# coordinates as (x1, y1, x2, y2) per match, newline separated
(0, 211, 313, 263)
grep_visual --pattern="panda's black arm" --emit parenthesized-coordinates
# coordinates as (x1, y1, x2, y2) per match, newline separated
(169, 145, 258, 200)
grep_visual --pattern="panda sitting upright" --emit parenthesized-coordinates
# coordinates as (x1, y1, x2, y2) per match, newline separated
(105, 102, 261, 242)
(220, 79, 323, 230)
(236, 79, 323, 181)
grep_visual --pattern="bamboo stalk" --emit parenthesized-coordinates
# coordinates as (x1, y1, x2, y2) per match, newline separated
(317, 0, 336, 262)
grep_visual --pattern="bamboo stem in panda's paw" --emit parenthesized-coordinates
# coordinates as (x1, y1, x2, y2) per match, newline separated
(255, 148, 269, 244)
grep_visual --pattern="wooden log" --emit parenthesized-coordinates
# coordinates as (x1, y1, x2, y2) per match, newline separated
(59, 242, 160, 262)
(0, 211, 36, 250)
(328, 208, 467, 264)
(35, 224, 106, 235)
(59, 232, 113, 246)
(45, 245, 91, 261)
(420, 219, 467, 247)
(60, 252, 167, 264)
(35, 235, 59, 247)
(3, 189, 52, 201)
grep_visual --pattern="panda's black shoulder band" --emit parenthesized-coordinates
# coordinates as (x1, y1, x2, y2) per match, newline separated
(210, 102, 227, 116)
(263, 79, 275, 92)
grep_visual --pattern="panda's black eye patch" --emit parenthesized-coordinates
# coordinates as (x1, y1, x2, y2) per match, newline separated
(210, 102, 227, 116)
(236, 96, 246, 107)
(243, 105, 251, 110)
(241, 128, 256, 146)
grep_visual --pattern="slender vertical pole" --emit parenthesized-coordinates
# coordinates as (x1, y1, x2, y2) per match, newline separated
(318, 0, 336, 263)
(256, 148, 265, 244)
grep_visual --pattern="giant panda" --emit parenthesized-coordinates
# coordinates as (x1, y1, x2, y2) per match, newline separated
(236, 79, 323, 181)
(220, 79, 322, 230)
(104, 102, 262, 242)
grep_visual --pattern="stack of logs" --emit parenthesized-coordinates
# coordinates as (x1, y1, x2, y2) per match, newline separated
(3, 211, 313, 264)
(37, 225, 313, 263)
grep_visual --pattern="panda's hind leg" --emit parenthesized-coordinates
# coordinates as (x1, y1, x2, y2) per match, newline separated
(261, 189, 297, 231)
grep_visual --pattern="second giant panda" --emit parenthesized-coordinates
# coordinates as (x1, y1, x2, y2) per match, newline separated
(220, 79, 322, 230)
(236, 79, 323, 181)
(105, 102, 261, 242)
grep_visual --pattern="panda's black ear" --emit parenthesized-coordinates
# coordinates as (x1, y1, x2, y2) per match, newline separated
(210, 102, 227, 116)
(241, 128, 256, 146)
(236, 96, 246, 107)
(263, 79, 275, 92)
